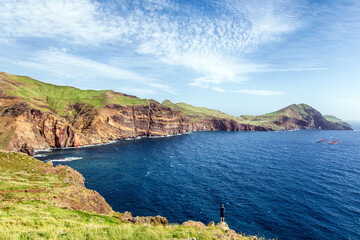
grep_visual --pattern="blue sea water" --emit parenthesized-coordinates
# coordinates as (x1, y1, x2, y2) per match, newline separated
(36, 125, 360, 240)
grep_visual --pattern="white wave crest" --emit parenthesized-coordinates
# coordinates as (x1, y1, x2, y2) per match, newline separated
(48, 157, 83, 162)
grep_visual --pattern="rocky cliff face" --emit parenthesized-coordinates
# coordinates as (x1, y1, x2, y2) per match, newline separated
(191, 118, 270, 131)
(0, 100, 271, 154)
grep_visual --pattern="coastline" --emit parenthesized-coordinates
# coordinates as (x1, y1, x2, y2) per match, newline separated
(34, 131, 195, 156)
(33, 127, 355, 156)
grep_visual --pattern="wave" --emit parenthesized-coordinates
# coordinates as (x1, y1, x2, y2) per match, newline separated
(34, 148, 53, 153)
(47, 157, 83, 162)
(33, 154, 47, 158)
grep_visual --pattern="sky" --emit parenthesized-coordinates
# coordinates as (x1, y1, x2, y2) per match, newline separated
(0, 0, 360, 120)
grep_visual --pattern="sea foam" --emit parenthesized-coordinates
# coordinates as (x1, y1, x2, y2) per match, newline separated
(48, 157, 83, 162)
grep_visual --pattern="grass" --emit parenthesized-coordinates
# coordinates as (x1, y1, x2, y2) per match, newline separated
(162, 100, 240, 122)
(1, 73, 147, 117)
(0, 128, 14, 149)
(0, 151, 256, 240)
(323, 115, 342, 123)
(0, 201, 223, 240)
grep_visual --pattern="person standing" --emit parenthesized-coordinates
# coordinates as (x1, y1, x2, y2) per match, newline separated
(220, 204, 225, 222)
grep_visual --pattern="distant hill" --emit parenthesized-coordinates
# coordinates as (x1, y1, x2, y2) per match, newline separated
(239, 104, 353, 131)
(0, 72, 352, 154)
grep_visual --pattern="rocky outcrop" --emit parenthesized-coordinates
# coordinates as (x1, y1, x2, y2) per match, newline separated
(181, 220, 253, 240)
(129, 215, 168, 226)
(182, 220, 207, 229)
(113, 210, 168, 226)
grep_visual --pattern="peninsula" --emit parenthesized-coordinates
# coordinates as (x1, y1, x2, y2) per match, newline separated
(0, 72, 352, 155)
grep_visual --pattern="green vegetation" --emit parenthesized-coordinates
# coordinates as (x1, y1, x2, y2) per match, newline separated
(237, 104, 318, 130)
(162, 100, 239, 122)
(0, 151, 254, 239)
(261, 104, 311, 119)
(1, 73, 147, 117)
(323, 115, 342, 123)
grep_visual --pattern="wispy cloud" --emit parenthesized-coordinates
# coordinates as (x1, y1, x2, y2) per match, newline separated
(12, 48, 172, 94)
(0, 0, 122, 44)
(233, 90, 286, 96)
(0, 0, 305, 90)
(211, 87, 226, 93)
(197, 85, 285, 96)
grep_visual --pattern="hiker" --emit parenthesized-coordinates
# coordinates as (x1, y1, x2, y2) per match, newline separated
(220, 204, 225, 222)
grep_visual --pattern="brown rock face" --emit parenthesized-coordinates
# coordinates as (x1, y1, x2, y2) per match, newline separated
(192, 119, 270, 132)
(3, 98, 261, 154)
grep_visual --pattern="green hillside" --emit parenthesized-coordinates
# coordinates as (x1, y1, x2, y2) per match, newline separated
(162, 100, 239, 122)
(0, 72, 147, 117)
(239, 104, 320, 130)
(323, 115, 342, 123)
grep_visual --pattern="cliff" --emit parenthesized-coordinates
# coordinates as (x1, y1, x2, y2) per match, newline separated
(0, 151, 257, 239)
(0, 72, 352, 154)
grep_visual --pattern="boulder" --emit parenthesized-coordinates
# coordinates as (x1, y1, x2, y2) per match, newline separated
(207, 221, 215, 227)
(182, 220, 207, 229)
(216, 222, 230, 230)
(130, 215, 168, 226)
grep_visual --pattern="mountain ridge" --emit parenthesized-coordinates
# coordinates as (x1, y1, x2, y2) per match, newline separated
(0, 72, 352, 155)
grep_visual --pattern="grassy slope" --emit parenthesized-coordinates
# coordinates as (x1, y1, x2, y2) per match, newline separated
(238, 104, 314, 129)
(1, 72, 147, 117)
(0, 151, 253, 240)
(323, 115, 342, 123)
(162, 100, 240, 122)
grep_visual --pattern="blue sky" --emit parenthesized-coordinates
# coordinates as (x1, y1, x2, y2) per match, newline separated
(1, 0, 359, 120)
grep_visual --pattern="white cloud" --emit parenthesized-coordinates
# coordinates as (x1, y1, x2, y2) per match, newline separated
(211, 87, 225, 92)
(233, 90, 286, 96)
(13, 49, 146, 81)
(0, 0, 124, 44)
(131, 0, 304, 87)
(12, 48, 172, 94)
(0, 0, 306, 91)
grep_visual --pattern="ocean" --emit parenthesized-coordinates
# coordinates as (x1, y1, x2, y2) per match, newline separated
(36, 124, 360, 239)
